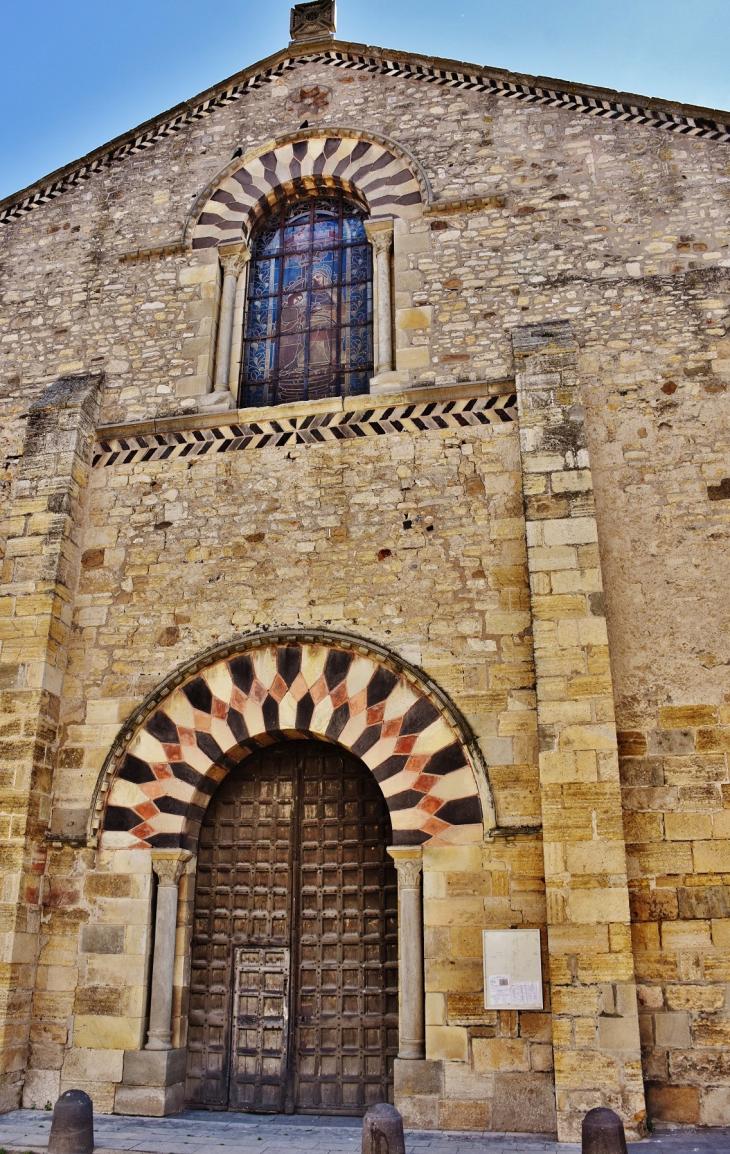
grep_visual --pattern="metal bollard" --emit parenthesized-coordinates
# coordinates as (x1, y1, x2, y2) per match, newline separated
(362, 1103, 405, 1154)
(48, 1089, 95, 1154)
(582, 1107, 628, 1154)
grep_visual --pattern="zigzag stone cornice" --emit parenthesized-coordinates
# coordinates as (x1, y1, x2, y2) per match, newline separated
(91, 392, 517, 469)
(2, 39, 730, 229)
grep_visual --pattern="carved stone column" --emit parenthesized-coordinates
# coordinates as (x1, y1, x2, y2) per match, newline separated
(227, 251, 251, 398)
(145, 850, 192, 1051)
(365, 220, 394, 377)
(214, 242, 250, 394)
(388, 847, 425, 1060)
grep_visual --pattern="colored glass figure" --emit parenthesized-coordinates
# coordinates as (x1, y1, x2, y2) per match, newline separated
(241, 194, 374, 406)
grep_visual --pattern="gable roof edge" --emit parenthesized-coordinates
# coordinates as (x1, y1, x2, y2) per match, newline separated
(2, 38, 730, 229)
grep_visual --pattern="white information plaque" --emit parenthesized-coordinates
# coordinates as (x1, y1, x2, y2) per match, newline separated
(483, 929, 543, 1010)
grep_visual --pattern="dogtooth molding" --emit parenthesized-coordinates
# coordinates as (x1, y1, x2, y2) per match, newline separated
(91, 391, 517, 469)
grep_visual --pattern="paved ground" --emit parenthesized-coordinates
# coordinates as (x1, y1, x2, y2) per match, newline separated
(0, 1109, 729, 1154)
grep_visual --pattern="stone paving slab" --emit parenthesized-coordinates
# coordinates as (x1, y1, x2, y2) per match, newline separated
(1, 1110, 729, 1154)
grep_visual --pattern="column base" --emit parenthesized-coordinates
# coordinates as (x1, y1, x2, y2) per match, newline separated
(145, 1029, 172, 1051)
(394, 1059, 442, 1130)
(114, 1049, 187, 1117)
(199, 389, 235, 411)
(370, 372, 409, 395)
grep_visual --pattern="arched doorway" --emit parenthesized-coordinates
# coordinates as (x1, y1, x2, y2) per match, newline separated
(185, 739, 398, 1115)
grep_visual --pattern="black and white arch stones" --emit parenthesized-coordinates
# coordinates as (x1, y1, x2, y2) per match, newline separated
(187, 129, 426, 249)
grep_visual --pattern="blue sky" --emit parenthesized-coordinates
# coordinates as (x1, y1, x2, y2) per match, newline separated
(2, 0, 729, 202)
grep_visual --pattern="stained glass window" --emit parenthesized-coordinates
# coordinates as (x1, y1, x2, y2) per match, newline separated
(240, 193, 374, 407)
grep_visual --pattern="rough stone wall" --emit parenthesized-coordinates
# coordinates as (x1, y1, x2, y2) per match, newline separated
(0, 34, 729, 1130)
(2, 57, 730, 423)
(27, 414, 547, 1123)
(55, 416, 527, 822)
(0, 375, 103, 1110)
(409, 837, 554, 1133)
(511, 325, 645, 1140)
(619, 706, 730, 1127)
(1, 55, 729, 719)
(22, 845, 196, 1114)
(578, 282, 730, 1127)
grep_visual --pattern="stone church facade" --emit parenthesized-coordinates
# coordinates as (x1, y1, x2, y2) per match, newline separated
(1, 0, 730, 1140)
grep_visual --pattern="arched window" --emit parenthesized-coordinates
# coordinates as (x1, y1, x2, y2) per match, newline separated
(240, 193, 373, 407)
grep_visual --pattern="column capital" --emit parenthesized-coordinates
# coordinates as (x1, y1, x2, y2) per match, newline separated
(365, 219, 394, 255)
(387, 846, 423, 887)
(218, 241, 250, 276)
(151, 849, 192, 887)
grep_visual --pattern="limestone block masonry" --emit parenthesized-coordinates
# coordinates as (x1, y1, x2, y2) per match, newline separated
(513, 323, 643, 1140)
(0, 6, 729, 1138)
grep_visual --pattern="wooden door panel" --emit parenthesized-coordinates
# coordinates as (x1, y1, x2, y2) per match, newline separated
(185, 755, 296, 1108)
(186, 740, 397, 1114)
(293, 747, 398, 1114)
(229, 947, 290, 1111)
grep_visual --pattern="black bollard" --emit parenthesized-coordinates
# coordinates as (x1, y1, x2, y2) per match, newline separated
(582, 1107, 628, 1154)
(48, 1089, 94, 1154)
(362, 1103, 405, 1154)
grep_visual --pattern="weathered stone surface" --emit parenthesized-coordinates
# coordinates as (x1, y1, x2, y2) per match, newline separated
(121, 1048, 186, 1088)
(645, 1083, 700, 1124)
(438, 1099, 491, 1130)
(491, 1072, 557, 1133)
(113, 1082, 184, 1117)
(79, 926, 125, 955)
(0, 9, 729, 1135)
(394, 1059, 443, 1097)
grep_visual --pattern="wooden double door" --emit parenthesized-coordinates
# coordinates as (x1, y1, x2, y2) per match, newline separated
(185, 740, 399, 1114)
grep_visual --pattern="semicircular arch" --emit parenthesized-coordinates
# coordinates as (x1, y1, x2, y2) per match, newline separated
(94, 630, 491, 851)
(185, 127, 431, 250)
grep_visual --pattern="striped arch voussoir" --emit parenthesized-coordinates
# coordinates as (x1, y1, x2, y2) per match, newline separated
(186, 127, 429, 250)
(247, 175, 370, 234)
(100, 639, 484, 851)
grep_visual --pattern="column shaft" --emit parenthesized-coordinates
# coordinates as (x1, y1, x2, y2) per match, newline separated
(227, 263, 250, 397)
(365, 222, 394, 376)
(388, 847, 425, 1060)
(214, 243, 249, 392)
(375, 247, 393, 374)
(146, 852, 191, 1051)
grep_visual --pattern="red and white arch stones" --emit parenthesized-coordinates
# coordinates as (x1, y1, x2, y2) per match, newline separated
(102, 642, 483, 850)
(188, 129, 426, 250)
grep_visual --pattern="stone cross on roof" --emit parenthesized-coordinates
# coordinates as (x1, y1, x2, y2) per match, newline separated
(290, 0, 336, 43)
